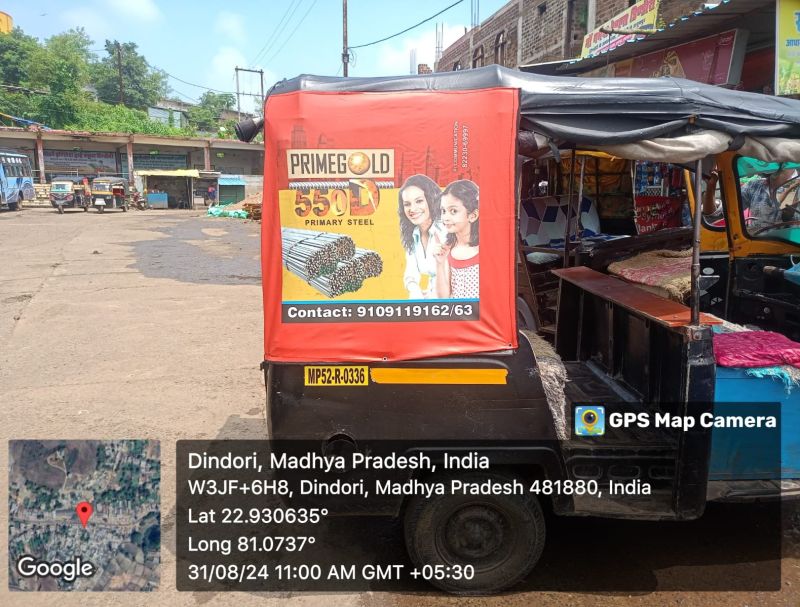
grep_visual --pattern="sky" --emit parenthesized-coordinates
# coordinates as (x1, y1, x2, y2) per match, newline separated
(6, 0, 509, 112)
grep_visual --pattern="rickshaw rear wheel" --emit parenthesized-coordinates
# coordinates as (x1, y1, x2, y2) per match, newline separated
(97, 206, 104, 213)
(403, 470, 545, 594)
(58, 205, 64, 214)
(122, 205, 127, 212)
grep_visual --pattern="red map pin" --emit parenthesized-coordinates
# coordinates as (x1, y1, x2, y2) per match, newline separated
(76, 502, 94, 528)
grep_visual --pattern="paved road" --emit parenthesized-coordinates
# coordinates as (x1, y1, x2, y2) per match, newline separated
(0, 208, 797, 607)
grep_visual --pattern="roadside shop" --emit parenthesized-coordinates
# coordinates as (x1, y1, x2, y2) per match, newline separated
(136, 169, 199, 209)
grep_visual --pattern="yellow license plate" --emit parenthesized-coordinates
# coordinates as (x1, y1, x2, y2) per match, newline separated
(304, 366, 369, 386)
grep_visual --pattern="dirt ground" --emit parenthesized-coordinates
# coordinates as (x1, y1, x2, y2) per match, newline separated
(0, 207, 798, 607)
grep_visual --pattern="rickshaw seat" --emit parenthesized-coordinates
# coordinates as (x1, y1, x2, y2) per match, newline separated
(553, 266, 721, 330)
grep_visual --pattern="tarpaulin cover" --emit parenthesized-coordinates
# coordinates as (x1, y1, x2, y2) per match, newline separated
(207, 206, 247, 219)
(596, 130, 732, 163)
(261, 88, 518, 362)
(714, 331, 800, 368)
(270, 65, 800, 146)
(736, 156, 800, 177)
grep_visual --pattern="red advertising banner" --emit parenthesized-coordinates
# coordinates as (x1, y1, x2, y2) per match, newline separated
(613, 29, 746, 86)
(634, 195, 682, 234)
(261, 88, 519, 362)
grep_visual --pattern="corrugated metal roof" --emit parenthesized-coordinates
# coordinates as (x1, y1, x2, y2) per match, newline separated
(520, 0, 775, 75)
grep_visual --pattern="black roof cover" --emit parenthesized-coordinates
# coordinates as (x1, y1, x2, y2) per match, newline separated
(271, 65, 800, 145)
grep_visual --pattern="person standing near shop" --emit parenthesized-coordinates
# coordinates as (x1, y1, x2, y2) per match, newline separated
(207, 184, 217, 207)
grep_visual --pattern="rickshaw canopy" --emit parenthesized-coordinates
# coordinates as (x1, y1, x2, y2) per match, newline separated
(271, 66, 800, 162)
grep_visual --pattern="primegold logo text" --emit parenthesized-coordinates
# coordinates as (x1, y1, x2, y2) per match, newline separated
(287, 149, 394, 179)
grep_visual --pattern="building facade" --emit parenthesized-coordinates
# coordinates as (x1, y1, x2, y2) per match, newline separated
(437, 0, 713, 72)
(146, 99, 254, 130)
(0, 127, 264, 184)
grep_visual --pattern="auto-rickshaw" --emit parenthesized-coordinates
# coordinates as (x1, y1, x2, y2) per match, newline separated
(685, 154, 800, 339)
(49, 176, 90, 213)
(234, 66, 800, 593)
(91, 176, 128, 213)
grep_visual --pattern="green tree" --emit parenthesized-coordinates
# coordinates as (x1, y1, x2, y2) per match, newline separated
(0, 29, 42, 123)
(0, 89, 39, 125)
(27, 28, 93, 91)
(65, 100, 190, 136)
(0, 27, 38, 86)
(92, 40, 167, 109)
(187, 91, 235, 133)
(0, 28, 94, 128)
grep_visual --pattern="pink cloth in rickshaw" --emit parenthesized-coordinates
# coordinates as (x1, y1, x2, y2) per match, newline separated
(713, 330, 800, 368)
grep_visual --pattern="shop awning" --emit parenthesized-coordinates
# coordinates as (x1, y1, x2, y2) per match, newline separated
(135, 169, 200, 177)
(218, 175, 246, 186)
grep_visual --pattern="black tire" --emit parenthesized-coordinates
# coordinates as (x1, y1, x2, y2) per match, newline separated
(403, 470, 545, 594)
(97, 206, 104, 213)
(58, 205, 64, 214)
(122, 205, 127, 212)
(83, 206, 88, 212)
(9, 201, 19, 211)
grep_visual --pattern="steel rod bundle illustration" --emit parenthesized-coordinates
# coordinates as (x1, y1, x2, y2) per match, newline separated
(352, 248, 383, 278)
(281, 228, 383, 298)
(282, 228, 356, 278)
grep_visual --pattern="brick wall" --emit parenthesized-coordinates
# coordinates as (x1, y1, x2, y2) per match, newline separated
(436, 28, 471, 71)
(520, 0, 562, 64)
(470, 2, 519, 67)
(594, 0, 706, 29)
(594, 0, 628, 26)
(658, 0, 706, 24)
(436, 3, 519, 71)
(520, 0, 589, 64)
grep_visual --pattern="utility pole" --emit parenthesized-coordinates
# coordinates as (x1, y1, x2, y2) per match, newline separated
(235, 65, 241, 121)
(115, 42, 125, 105)
(259, 69, 264, 113)
(342, 0, 348, 77)
(235, 67, 266, 114)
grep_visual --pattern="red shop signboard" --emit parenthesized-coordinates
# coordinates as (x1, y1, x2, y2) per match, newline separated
(614, 29, 748, 86)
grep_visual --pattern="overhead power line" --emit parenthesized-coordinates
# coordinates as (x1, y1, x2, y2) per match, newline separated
(250, 0, 304, 66)
(170, 88, 199, 104)
(93, 40, 253, 101)
(147, 61, 235, 95)
(262, 0, 318, 66)
(164, 71, 234, 95)
(150, 63, 266, 99)
(349, 0, 465, 50)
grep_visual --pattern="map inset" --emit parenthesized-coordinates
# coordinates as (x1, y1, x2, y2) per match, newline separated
(8, 440, 160, 591)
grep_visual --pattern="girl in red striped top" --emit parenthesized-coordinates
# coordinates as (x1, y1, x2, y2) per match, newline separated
(434, 180, 479, 299)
